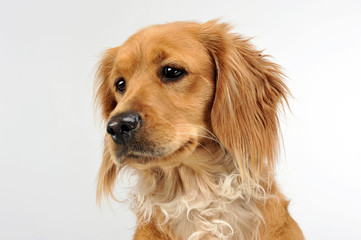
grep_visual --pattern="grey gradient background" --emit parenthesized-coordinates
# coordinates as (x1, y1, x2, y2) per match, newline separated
(1, 0, 360, 239)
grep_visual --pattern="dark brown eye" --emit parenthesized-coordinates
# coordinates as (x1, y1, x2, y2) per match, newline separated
(115, 78, 126, 93)
(163, 66, 186, 81)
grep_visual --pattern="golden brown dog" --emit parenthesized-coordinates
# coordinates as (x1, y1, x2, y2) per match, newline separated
(95, 20, 304, 240)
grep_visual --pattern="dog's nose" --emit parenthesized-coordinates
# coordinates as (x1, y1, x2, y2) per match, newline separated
(106, 112, 142, 144)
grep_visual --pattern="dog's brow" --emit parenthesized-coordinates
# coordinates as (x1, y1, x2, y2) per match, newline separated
(114, 55, 137, 75)
(151, 50, 169, 64)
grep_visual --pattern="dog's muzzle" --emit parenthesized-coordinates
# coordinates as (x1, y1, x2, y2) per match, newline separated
(106, 112, 142, 144)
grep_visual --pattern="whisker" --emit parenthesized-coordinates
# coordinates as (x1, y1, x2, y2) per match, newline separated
(173, 123, 219, 141)
(152, 115, 218, 140)
(176, 132, 222, 146)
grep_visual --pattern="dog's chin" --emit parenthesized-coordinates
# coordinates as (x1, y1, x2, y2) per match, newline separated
(117, 150, 166, 164)
(113, 139, 198, 165)
(113, 143, 169, 165)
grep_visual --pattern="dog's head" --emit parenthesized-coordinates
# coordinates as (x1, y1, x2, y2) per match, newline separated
(95, 21, 288, 200)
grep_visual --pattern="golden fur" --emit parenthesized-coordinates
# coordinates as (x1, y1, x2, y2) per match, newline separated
(94, 20, 304, 240)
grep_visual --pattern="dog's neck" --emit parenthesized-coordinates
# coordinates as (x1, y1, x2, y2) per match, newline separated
(131, 143, 266, 240)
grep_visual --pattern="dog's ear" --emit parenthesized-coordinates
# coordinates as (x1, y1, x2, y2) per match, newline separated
(94, 48, 120, 203)
(200, 21, 289, 184)
(96, 140, 119, 204)
(94, 47, 118, 120)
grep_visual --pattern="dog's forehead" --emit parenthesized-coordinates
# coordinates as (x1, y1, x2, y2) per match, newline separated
(116, 23, 206, 64)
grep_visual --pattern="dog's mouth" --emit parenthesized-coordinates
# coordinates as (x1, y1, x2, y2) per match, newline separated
(114, 138, 197, 164)
(114, 140, 168, 164)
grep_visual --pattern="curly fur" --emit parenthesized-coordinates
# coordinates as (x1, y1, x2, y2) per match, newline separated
(94, 20, 304, 240)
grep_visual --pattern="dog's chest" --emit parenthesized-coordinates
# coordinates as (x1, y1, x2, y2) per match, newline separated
(149, 196, 259, 240)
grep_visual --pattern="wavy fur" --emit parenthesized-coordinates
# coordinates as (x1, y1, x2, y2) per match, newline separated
(94, 20, 304, 240)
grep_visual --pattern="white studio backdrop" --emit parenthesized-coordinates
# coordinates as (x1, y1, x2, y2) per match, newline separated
(0, 0, 360, 239)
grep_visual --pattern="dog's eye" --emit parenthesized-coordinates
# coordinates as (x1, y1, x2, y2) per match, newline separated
(115, 78, 126, 93)
(163, 66, 186, 81)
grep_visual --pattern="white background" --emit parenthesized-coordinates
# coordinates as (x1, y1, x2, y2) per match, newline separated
(1, 0, 360, 239)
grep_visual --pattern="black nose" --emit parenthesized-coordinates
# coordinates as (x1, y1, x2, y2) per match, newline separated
(106, 112, 142, 144)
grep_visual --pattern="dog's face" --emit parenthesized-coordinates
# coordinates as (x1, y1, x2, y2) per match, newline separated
(99, 23, 216, 166)
(96, 21, 289, 198)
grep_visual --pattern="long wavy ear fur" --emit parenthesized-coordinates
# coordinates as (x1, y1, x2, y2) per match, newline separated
(94, 47, 120, 204)
(200, 21, 289, 187)
(96, 141, 120, 204)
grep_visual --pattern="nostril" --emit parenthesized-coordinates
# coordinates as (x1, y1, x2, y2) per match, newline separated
(107, 125, 116, 136)
(107, 121, 119, 136)
(120, 124, 132, 133)
(106, 112, 141, 144)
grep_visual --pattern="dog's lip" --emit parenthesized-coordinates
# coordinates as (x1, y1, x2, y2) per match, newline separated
(115, 145, 129, 163)
(115, 138, 198, 163)
(115, 144, 163, 163)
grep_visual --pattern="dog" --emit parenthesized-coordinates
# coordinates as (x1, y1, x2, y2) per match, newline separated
(94, 20, 304, 240)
